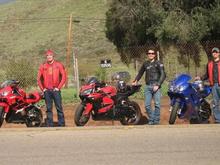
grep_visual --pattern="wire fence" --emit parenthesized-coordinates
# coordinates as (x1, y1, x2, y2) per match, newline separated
(74, 41, 220, 98)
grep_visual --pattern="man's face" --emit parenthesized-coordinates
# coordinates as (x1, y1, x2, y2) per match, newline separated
(212, 51, 220, 60)
(147, 50, 156, 60)
(46, 54, 54, 62)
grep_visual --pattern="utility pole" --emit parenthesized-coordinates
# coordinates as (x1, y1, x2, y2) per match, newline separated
(65, 13, 73, 87)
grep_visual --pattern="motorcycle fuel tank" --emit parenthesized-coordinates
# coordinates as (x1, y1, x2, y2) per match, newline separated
(100, 86, 117, 97)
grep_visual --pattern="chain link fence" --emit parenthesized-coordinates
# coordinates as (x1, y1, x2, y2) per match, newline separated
(74, 41, 220, 98)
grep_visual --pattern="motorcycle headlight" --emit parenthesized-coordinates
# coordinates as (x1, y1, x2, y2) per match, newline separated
(1, 91, 9, 97)
(169, 84, 186, 93)
(168, 82, 175, 92)
(178, 86, 185, 92)
(175, 84, 188, 92)
(81, 88, 93, 95)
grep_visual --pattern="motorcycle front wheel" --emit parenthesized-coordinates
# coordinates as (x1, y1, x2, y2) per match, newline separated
(169, 101, 180, 124)
(25, 107, 43, 127)
(120, 101, 142, 125)
(74, 103, 90, 126)
(0, 107, 5, 127)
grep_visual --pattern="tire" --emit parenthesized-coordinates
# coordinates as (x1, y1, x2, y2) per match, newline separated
(169, 101, 180, 125)
(0, 107, 5, 128)
(74, 103, 90, 126)
(199, 100, 211, 122)
(25, 107, 43, 127)
(120, 101, 142, 125)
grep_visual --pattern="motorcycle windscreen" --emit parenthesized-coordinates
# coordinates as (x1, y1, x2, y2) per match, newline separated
(172, 74, 191, 86)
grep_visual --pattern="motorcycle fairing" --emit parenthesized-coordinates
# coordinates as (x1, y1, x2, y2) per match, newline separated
(83, 103, 93, 115)
(97, 96, 114, 114)
(0, 102, 9, 113)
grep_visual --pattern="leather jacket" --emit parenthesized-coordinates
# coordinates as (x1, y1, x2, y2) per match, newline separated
(202, 60, 220, 86)
(135, 60, 166, 86)
(37, 61, 66, 91)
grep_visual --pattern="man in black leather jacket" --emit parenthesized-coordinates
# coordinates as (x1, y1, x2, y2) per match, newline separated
(133, 49, 166, 125)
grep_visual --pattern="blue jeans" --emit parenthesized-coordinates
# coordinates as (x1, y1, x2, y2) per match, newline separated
(144, 85, 161, 124)
(44, 90, 65, 127)
(212, 83, 220, 123)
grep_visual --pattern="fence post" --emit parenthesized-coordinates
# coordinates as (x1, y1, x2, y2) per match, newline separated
(73, 49, 80, 97)
(157, 51, 160, 60)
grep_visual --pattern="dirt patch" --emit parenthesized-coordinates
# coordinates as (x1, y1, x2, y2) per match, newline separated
(1, 96, 215, 128)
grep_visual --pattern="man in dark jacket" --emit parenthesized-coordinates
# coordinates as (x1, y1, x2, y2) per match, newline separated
(200, 47, 220, 123)
(133, 49, 166, 125)
(37, 49, 67, 127)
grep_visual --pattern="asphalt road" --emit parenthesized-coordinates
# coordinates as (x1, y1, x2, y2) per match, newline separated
(0, 125, 220, 165)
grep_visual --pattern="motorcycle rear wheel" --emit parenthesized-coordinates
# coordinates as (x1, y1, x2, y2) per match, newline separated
(25, 107, 43, 127)
(169, 102, 179, 124)
(0, 107, 5, 128)
(74, 104, 90, 126)
(119, 101, 141, 125)
(199, 100, 211, 122)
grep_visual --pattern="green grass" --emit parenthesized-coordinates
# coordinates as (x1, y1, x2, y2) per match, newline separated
(61, 87, 78, 104)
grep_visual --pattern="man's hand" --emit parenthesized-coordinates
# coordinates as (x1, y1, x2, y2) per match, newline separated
(153, 85, 159, 92)
(132, 80, 138, 86)
(43, 88, 47, 92)
(54, 88, 60, 91)
(195, 76, 201, 81)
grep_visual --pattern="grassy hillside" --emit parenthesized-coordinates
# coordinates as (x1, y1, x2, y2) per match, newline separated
(0, 0, 114, 62)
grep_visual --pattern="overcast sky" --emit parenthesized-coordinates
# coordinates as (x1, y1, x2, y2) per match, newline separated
(0, 0, 15, 5)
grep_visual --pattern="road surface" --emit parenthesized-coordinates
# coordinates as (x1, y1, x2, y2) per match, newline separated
(0, 125, 220, 165)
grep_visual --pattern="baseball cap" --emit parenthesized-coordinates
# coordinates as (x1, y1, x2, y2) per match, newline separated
(45, 49, 54, 56)
(212, 47, 220, 53)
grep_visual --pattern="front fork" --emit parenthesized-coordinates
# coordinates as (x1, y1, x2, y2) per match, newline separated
(170, 98, 183, 115)
(3, 113, 7, 119)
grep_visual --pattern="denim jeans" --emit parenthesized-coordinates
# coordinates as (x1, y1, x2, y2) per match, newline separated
(144, 85, 161, 124)
(44, 90, 65, 127)
(212, 83, 220, 123)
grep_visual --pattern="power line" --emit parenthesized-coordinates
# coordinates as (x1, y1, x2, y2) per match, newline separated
(0, 16, 106, 23)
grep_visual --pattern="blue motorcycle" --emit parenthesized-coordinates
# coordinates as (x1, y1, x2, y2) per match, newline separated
(167, 74, 212, 124)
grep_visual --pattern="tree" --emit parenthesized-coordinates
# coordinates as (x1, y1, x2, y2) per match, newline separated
(105, 0, 220, 66)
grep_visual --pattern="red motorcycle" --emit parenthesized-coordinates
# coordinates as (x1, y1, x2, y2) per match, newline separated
(74, 77, 142, 126)
(0, 80, 43, 127)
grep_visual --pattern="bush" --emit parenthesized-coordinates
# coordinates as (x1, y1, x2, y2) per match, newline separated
(95, 68, 107, 82)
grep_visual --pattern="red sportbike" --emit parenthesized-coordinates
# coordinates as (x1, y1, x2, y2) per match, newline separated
(74, 77, 142, 126)
(0, 80, 43, 127)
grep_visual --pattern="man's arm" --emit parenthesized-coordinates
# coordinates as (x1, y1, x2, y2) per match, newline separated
(157, 62, 166, 86)
(134, 62, 146, 83)
(57, 63, 67, 89)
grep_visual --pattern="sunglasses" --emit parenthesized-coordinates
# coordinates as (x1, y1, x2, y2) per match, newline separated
(147, 52, 155, 55)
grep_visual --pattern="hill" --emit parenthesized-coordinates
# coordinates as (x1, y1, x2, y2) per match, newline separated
(0, 0, 115, 63)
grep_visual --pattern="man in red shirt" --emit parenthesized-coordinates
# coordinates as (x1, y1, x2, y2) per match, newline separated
(37, 50, 66, 127)
(200, 47, 220, 123)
